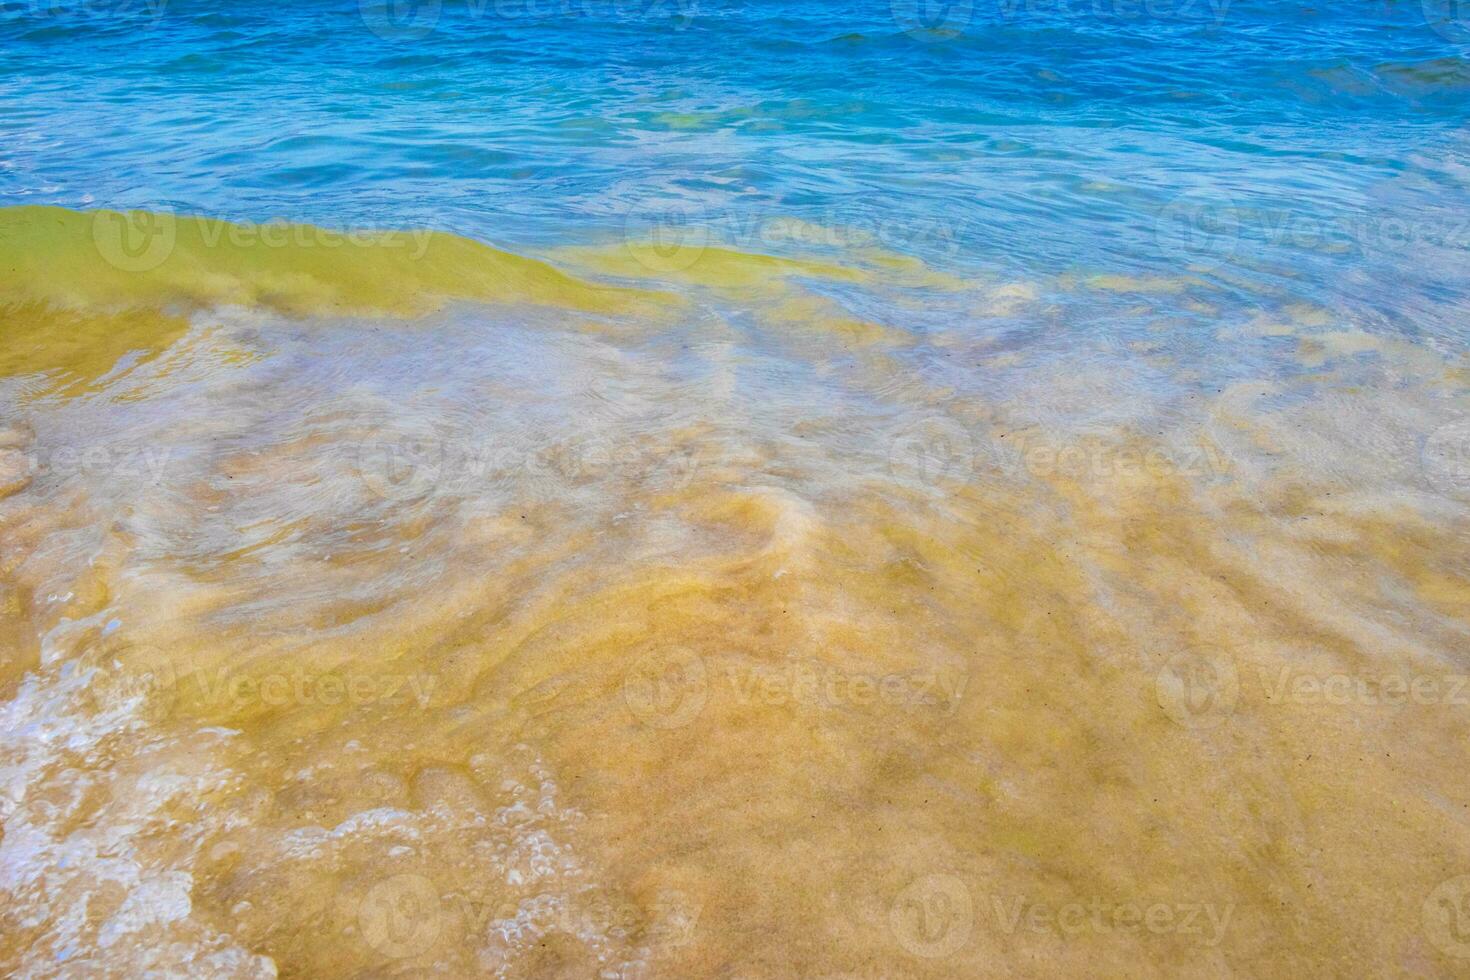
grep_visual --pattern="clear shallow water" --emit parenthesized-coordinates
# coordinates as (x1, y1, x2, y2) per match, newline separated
(1, 2, 1470, 979)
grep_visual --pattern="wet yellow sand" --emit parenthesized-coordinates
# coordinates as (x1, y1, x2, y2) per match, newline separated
(1, 207, 1468, 978)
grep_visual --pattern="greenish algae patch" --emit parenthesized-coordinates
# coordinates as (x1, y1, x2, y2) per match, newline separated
(0, 302, 192, 399)
(0, 206, 671, 394)
(0, 206, 666, 319)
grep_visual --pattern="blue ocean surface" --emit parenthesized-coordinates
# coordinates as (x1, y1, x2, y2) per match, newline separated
(2, 0, 1468, 339)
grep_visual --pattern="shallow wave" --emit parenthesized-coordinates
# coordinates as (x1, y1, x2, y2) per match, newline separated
(0, 206, 663, 318)
(1, 206, 1468, 976)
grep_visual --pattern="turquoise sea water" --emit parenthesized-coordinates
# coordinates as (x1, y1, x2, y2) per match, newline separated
(3, 0, 1469, 340)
